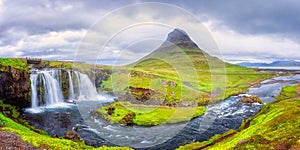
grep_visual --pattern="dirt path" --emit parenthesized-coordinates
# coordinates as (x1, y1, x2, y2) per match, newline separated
(0, 130, 38, 150)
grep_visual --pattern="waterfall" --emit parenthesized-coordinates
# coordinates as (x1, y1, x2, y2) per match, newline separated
(30, 68, 100, 108)
(67, 70, 75, 100)
(30, 74, 38, 108)
(40, 70, 65, 105)
(51, 69, 62, 88)
(74, 71, 99, 100)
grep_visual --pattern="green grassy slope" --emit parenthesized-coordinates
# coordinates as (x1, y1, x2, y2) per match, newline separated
(177, 83, 300, 150)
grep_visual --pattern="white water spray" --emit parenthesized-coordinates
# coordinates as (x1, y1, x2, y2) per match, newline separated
(74, 71, 99, 100)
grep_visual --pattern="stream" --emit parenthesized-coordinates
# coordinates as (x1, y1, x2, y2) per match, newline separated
(22, 74, 300, 149)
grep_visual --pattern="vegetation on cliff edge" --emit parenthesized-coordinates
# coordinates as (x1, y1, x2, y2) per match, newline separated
(0, 58, 28, 71)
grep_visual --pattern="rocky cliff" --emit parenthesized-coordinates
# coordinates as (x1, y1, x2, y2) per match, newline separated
(0, 66, 31, 108)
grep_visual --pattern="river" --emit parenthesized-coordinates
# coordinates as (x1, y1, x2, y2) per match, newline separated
(22, 74, 300, 149)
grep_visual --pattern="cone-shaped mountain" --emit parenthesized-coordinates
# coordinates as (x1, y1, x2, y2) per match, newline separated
(132, 28, 225, 71)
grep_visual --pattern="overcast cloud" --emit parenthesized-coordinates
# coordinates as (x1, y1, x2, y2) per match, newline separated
(0, 0, 299, 64)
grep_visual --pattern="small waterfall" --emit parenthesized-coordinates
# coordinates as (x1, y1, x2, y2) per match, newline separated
(75, 71, 82, 97)
(75, 71, 99, 100)
(51, 69, 62, 88)
(67, 70, 75, 100)
(30, 68, 100, 108)
(40, 70, 65, 105)
(30, 74, 38, 108)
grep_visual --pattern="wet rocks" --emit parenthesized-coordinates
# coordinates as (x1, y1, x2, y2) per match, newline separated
(73, 124, 82, 131)
(239, 95, 263, 104)
(63, 130, 83, 142)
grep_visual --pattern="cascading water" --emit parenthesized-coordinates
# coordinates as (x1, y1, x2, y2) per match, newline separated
(74, 71, 99, 100)
(30, 74, 38, 108)
(43, 70, 65, 105)
(67, 70, 75, 100)
(30, 69, 65, 107)
(30, 68, 100, 108)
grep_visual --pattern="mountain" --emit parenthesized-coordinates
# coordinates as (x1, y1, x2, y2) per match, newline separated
(131, 28, 226, 71)
(164, 28, 199, 49)
(270, 61, 300, 66)
(237, 60, 300, 67)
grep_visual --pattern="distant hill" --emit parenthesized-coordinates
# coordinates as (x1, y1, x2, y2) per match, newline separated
(237, 60, 300, 67)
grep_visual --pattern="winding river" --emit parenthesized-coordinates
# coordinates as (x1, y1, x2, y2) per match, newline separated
(22, 74, 300, 149)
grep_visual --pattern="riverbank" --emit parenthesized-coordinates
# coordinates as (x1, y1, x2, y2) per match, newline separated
(177, 83, 300, 149)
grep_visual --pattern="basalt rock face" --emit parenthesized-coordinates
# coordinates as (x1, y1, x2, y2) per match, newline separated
(0, 66, 31, 108)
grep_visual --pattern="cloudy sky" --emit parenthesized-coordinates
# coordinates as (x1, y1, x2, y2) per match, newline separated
(0, 0, 300, 64)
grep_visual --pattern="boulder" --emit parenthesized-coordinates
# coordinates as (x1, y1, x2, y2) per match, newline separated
(63, 130, 83, 142)
(239, 95, 263, 104)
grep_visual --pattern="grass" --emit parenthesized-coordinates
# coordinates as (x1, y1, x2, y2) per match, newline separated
(177, 84, 300, 150)
(94, 102, 206, 126)
(0, 100, 132, 150)
(275, 83, 300, 100)
(0, 58, 28, 71)
(46, 60, 74, 69)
